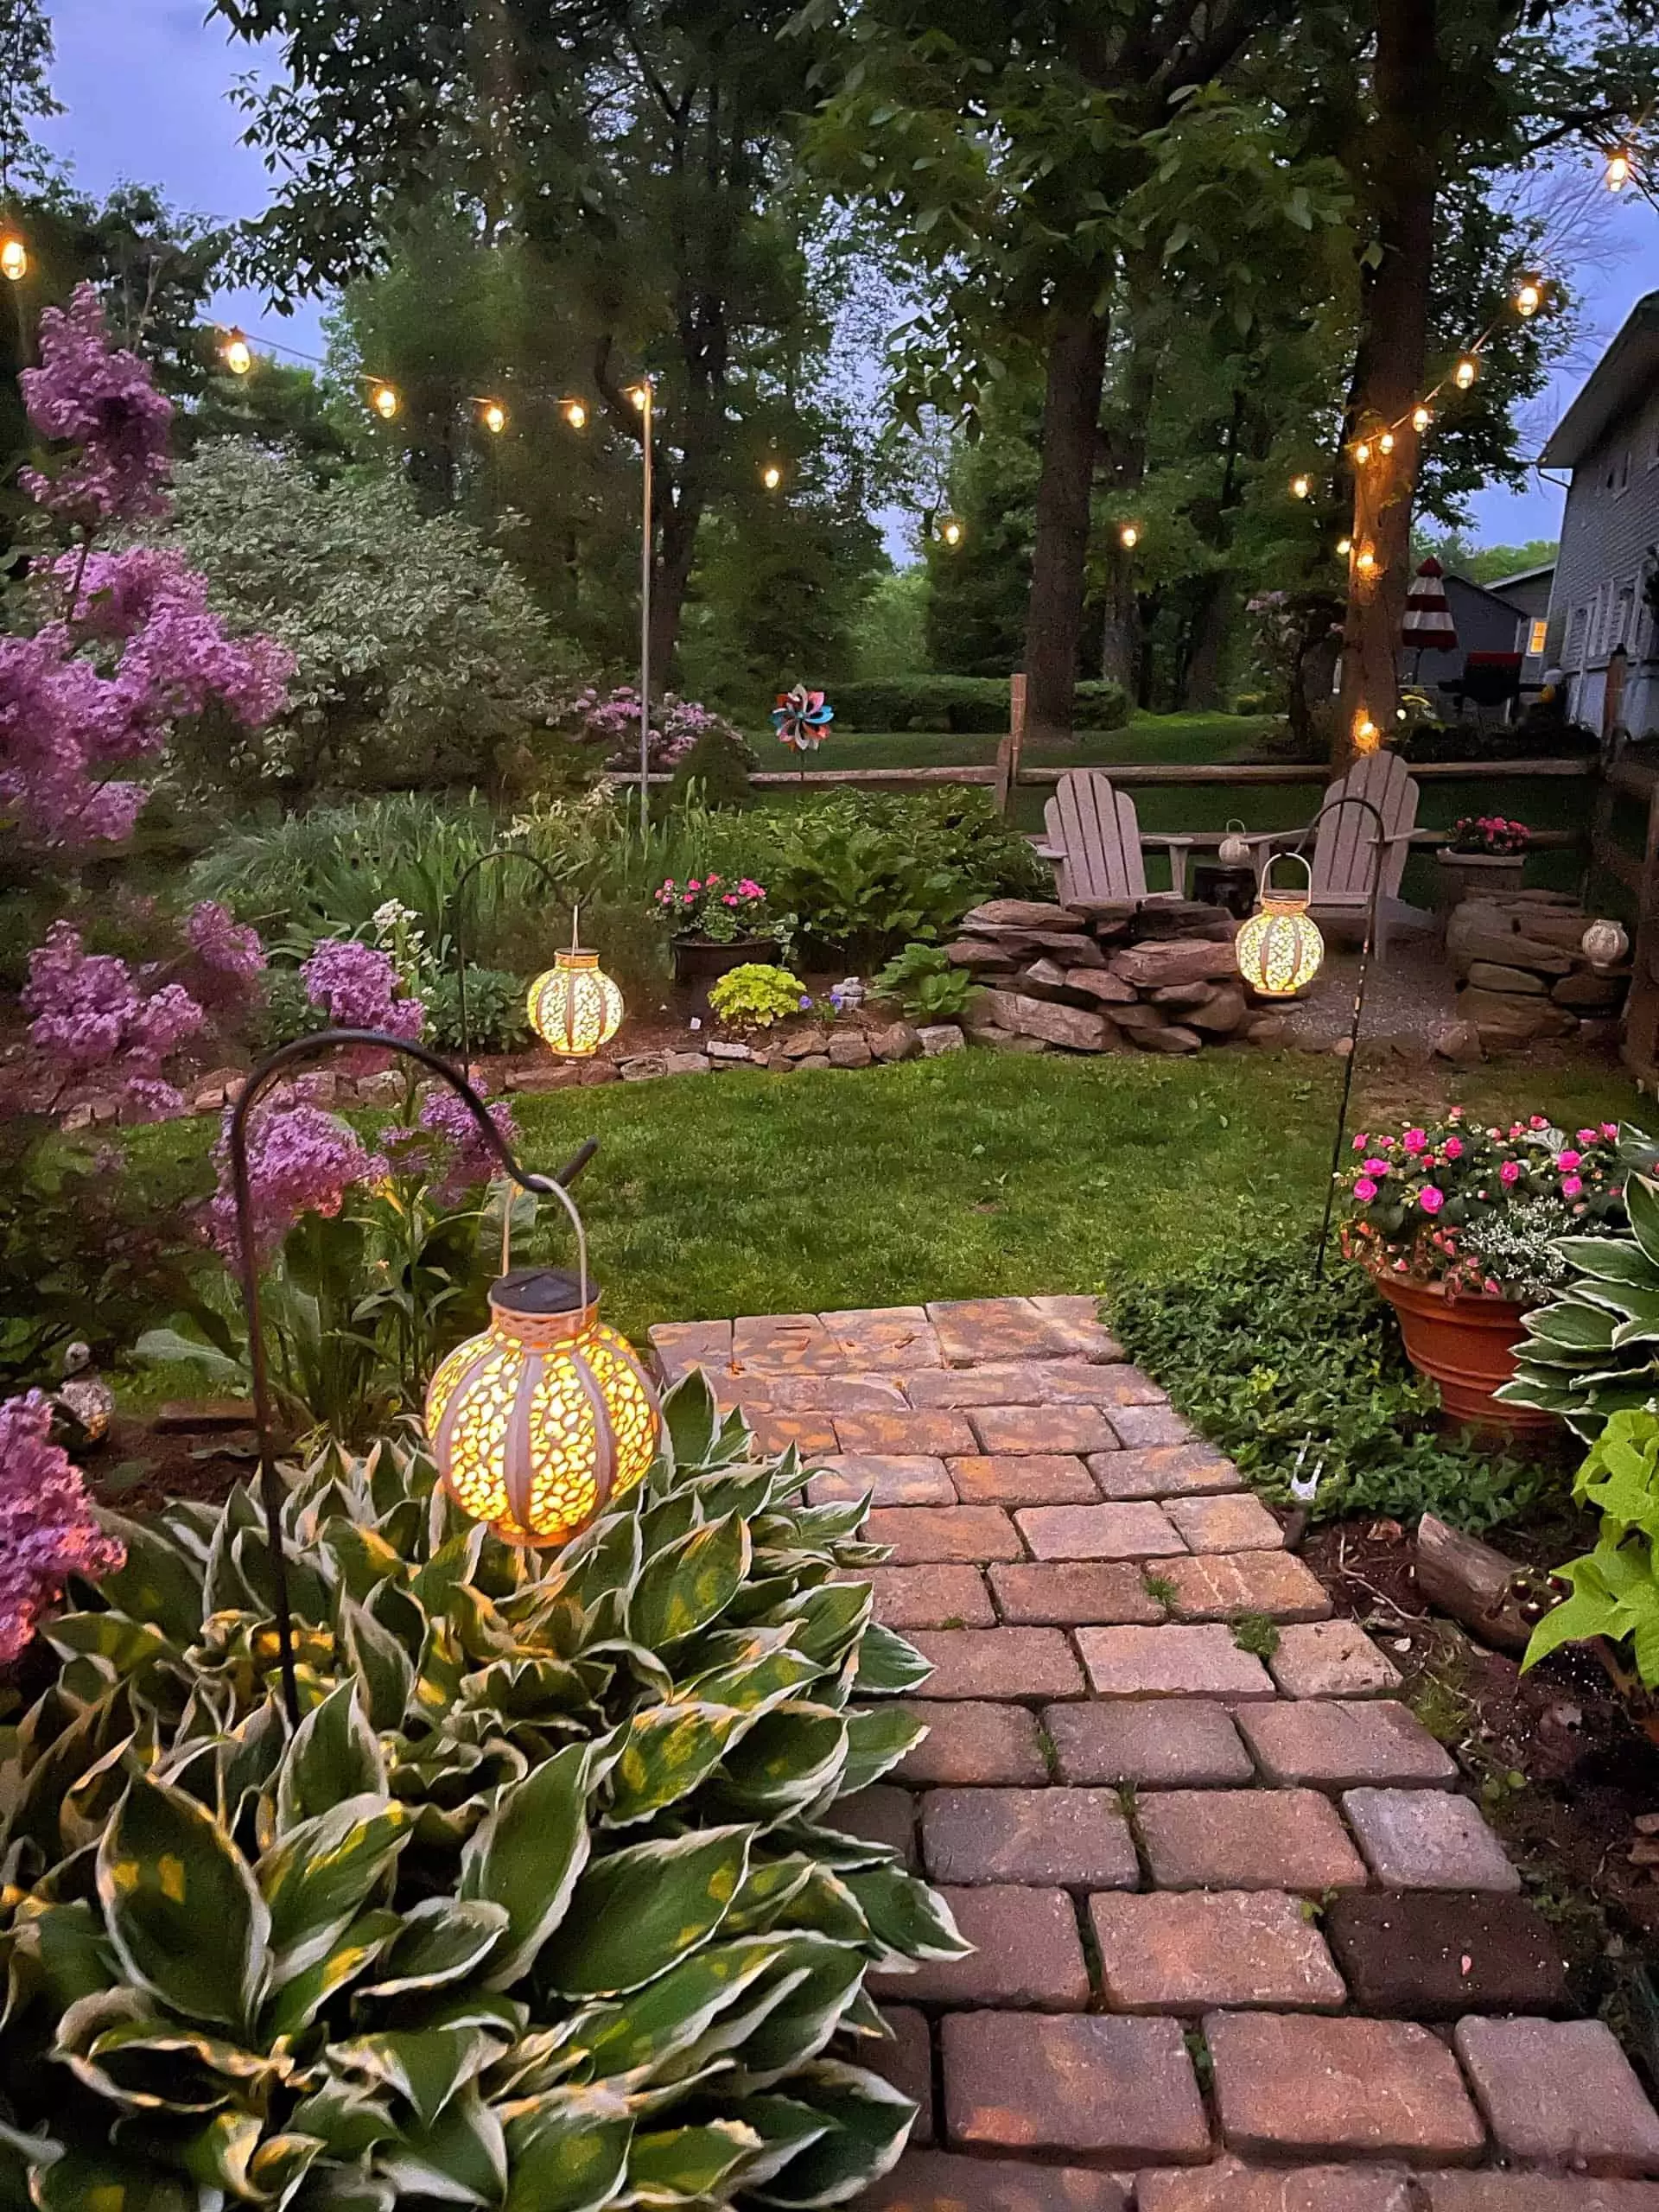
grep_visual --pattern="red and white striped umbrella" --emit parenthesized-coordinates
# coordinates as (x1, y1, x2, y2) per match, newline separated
(1402, 556, 1459, 654)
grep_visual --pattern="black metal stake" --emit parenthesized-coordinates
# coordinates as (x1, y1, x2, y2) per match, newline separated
(447, 847, 572, 1073)
(227, 1028, 597, 1725)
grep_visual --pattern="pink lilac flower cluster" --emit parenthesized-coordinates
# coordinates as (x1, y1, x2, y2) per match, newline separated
(209, 1103, 391, 1261)
(302, 939, 425, 1042)
(1447, 815, 1530, 857)
(1341, 1106, 1624, 1293)
(20, 286, 174, 527)
(0, 1390, 126, 1662)
(183, 899, 267, 1014)
(23, 920, 207, 1119)
(560, 686, 753, 772)
(384, 1086, 520, 1206)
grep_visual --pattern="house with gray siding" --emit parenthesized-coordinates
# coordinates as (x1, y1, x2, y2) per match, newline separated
(1538, 289, 1659, 736)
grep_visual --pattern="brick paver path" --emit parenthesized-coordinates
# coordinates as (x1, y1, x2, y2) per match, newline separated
(650, 1297, 1659, 2209)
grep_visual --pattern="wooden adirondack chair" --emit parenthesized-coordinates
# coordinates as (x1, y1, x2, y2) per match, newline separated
(1039, 772, 1195, 906)
(1243, 751, 1431, 962)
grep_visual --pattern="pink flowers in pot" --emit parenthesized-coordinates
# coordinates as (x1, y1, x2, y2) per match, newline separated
(1446, 815, 1530, 857)
(652, 873, 772, 944)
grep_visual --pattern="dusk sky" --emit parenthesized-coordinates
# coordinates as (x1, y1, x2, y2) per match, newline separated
(38, 0, 1659, 556)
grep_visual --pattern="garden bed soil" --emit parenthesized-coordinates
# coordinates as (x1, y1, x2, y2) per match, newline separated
(1302, 1514, 1659, 1983)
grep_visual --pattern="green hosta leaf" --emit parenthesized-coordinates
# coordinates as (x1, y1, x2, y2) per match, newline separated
(287, 2082, 397, 2161)
(663, 1367, 721, 1471)
(458, 1656, 599, 1718)
(779, 1584, 871, 1670)
(177, 2108, 267, 2196)
(604, 1700, 747, 1826)
(721, 2096, 830, 2191)
(377, 2082, 506, 2208)
(359, 1897, 507, 1999)
(338, 1599, 416, 1733)
(640, 1491, 702, 1552)
(410, 1525, 486, 1618)
(43, 1612, 174, 1676)
(329, 2024, 494, 2127)
(582, 1936, 788, 2077)
(246, 2131, 325, 2205)
(259, 1795, 410, 1980)
(628, 2120, 763, 2204)
(97, 1772, 269, 2032)
(457, 1740, 589, 1987)
(91, 1516, 205, 1646)
(723, 1857, 817, 1937)
(745, 2059, 915, 2207)
(840, 1707, 928, 1796)
(1628, 1175, 1659, 1268)
(321, 1522, 406, 1602)
(773, 1865, 870, 1944)
(844, 1866, 969, 1962)
(29, 2145, 195, 2212)
(1557, 1236, 1656, 1283)
(851, 1622, 931, 1696)
(631, 1514, 750, 1649)
(539, 1825, 753, 1998)
(502, 2088, 632, 2212)
(727, 1934, 867, 2080)
(1528, 1302, 1619, 1351)
(683, 1630, 823, 1712)
(276, 1684, 386, 1834)
(10, 1896, 114, 2013)
(717, 1704, 849, 1818)
(263, 1908, 401, 2040)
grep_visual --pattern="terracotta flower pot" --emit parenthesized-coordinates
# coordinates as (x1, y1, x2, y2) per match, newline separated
(1371, 1270, 1558, 1436)
(1433, 848, 1527, 909)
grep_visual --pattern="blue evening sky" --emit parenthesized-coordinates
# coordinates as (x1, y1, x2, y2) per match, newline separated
(38, 0, 1659, 555)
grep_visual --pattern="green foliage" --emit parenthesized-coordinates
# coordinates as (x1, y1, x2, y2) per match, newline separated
(1500, 1172, 1659, 1440)
(425, 969, 534, 1056)
(833, 675, 1128, 735)
(1525, 1408, 1659, 1686)
(0, 1380, 961, 2208)
(1109, 1242, 1554, 1532)
(666, 724, 758, 813)
(847, 569, 930, 682)
(709, 965, 808, 1031)
(156, 442, 582, 801)
(873, 944, 976, 1023)
(1231, 1612, 1281, 1660)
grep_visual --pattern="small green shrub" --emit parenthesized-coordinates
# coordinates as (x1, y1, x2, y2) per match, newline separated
(666, 721, 758, 810)
(874, 943, 977, 1022)
(1108, 1241, 1554, 1531)
(0, 1376, 962, 2209)
(709, 963, 808, 1029)
(424, 965, 534, 1055)
(1526, 1408, 1659, 1685)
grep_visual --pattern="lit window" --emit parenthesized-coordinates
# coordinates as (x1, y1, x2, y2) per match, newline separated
(1528, 618, 1548, 657)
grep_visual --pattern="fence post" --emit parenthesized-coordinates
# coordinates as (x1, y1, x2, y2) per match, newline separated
(995, 674, 1027, 817)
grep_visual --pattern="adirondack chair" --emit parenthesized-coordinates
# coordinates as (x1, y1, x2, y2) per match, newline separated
(1039, 772, 1195, 906)
(1242, 751, 1432, 962)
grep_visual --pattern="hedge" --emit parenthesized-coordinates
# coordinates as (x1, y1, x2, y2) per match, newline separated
(833, 674, 1131, 734)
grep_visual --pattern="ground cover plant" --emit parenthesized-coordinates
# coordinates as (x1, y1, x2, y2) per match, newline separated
(0, 1373, 962, 2209)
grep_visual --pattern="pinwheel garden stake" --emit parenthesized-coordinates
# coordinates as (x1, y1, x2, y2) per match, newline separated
(772, 684, 834, 785)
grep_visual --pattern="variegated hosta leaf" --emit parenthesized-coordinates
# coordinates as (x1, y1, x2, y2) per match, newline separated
(375, 2082, 506, 2209)
(456, 1742, 589, 1988)
(843, 1866, 969, 1964)
(626, 2119, 763, 2206)
(500, 2088, 631, 2212)
(257, 1794, 410, 1981)
(355, 1897, 507, 2000)
(602, 1701, 748, 1827)
(538, 1826, 754, 1999)
(715, 1705, 849, 1821)
(276, 1686, 386, 1836)
(850, 1623, 931, 1697)
(630, 1515, 751, 1649)
(839, 1706, 929, 1796)
(744, 2060, 917, 2208)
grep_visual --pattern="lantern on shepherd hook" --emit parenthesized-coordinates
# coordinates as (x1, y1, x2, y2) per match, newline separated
(426, 1174, 660, 1548)
(528, 912, 626, 1059)
(1235, 852, 1325, 999)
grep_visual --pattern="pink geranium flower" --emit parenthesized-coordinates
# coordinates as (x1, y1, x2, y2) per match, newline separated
(1363, 1158, 1389, 1176)
(1402, 1128, 1427, 1154)
(1353, 1177, 1378, 1203)
(1443, 1137, 1463, 1159)
(1499, 1160, 1521, 1186)
(1555, 1149, 1582, 1172)
(1419, 1185, 1445, 1214)
(1561, 1173, 1584, 1198)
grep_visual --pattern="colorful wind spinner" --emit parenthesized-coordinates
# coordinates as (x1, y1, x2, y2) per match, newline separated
(772, 685, 835, 755)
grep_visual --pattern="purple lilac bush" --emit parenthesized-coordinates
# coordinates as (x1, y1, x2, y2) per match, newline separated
(560, 684, 752, 772)
(301, 938, 425, 1040)
(0, 1391, 125, 1663)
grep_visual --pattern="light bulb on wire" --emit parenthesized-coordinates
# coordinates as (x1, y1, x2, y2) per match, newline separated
(761, 461, 783, 492)
(1455, 355, 1479, 391)
(481, 400, 507, 435)
(1515, 278, 1542, 319)
(1118, 522, 1140, 550)
(563, 398, 588, 431)
(628, 383, 651, 413)
(1290, 474, 1312, 500)
(0, 233, 27, 283)
(1356, 545, 1379, 579)
(1353, 439, 1372, 466)
(223, 331, 253, 378)
(1378, 429, 1395, 456)
(371, 383, 400, 421)
(1412, 404, 1433, 433)
(939, 516, 964, 549)
(1337, 536, 1353, 557)
(1607, 149, 1632, 192)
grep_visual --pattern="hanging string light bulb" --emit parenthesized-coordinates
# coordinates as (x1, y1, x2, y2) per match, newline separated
(1412, 404, 1433, 433)
(1337, 536, 1354, 557)
(1455, 355, 1479, 391)
(223, 330, 254, 378)
(1353, 438, 1372, 466)
(563, 398, 588, 430)
(1607, 149, 1632, 192)
(761, 460, 784, 491)
(1290, 474, 1312, 500)
(1355, 545, 1379, 580)
(1377, 429, 1395, 456)
(0, 232, 27, 283)
(371, 383, 400, 421)
(1515, 279, 1542, 319)
(939, 516, 964, 549)
(1354, 715, 1382, 753)
(628, 382, 651, 413)
(1118, 522, 1140, 550)
(481, 400, 507, 435)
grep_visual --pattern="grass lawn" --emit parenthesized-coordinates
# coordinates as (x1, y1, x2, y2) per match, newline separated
(799, 709, 1274, 775)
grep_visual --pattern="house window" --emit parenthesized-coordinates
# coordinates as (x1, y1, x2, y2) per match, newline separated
(1528, 618, 1548, 656)
(1565, 603, 1588, 667)
(1605, 448, 1632, 494)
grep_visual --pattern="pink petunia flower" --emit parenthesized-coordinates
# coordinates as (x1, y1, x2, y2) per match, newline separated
(1353, 1177, 1378, 1203)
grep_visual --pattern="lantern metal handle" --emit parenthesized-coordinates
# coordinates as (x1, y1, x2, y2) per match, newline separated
(226, 1028, 598, 1725)
(1260, 849, 1315, 900)
(447, 847, 576, 1071)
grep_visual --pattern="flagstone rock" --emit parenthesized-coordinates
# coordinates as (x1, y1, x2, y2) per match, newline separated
(829, 1031, 875, 1068)
(1141, 1024, 1205, 1053)
(1554, 968, 1627, 1008)
(977, 990, 1116, 1051)
(918, 1022, 967, 1055)
(874, 1885, 1090, 2006)
(871, 1020, 924, 1060)
(1063, 967, 1140, 1004)
(1466, 960, 1547, 995)
(1137, 1789, 1368, 1891)
(868, 1563, 995, 1630)
(963, 899, 1088, 932)
(1188, 985, 1249, 1034)
(1342, 1788, 1519, 1891)
(1110, 938, 1243, 990)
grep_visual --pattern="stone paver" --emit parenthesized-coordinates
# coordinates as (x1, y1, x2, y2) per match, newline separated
(971, 1404, 1118, 1455)
(1206, 2012, 1485, 2162)
(868, 1505, 1023, 1563)
(808, 1454, 955, 1506)
(868, 1563, 995, 1629)
(1162, 1551, 1333, 1624)
(1238, 1702, 1459, 1789)
(991, 1560, 1166, 1626)
(1323, 1892, 1571, 2018)
(1138, 1790, 1368, 1891)
(1077, 1624, 1275, 1700)
(874, 1885, 1089, 2007)
(1454, 2018, 1659, 2175)
(648, 1300, 1659, 2199)
(1087, 1445, 1242, 1499)
(1045, 1701, 1254, 1787)
(893, 1700, 1050, 1786)
(950, 1453, 1097, 1504)
(1342, 1787, 1521, 1891)
(906, 1627, 1085, 1701)
(1270, 1619, 1402, 1697)
(943, 2012, 1211, 2162)
(1166, 1492, 1287, 1553)
(1019, 1503, 1187, 1560)
(923, 1787, 1139, 1887)
(863, 2152, 1130, 2209)
(1089, 1890, 1345, 2013)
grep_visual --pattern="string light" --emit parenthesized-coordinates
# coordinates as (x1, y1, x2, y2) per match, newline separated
(1337, 536, 1353, 556)
(939, 516, 964, 549)
(563, 398, 588, 430)
(371, 383, 400, 421)
(628, 383, 651, 412)
(1455, 354, 1479, 391)
(0, 233, 27, 283)
(481, 400, 507, 435)
(1353, 439, 1372, 466)
(761, 461, 783, 491)
(1377, 429, 1395, 455)
(1412, 404, 1433, 432)
(222, 331, 253, 378)
(1354, 715, 1382, 753)
(1290, 474, 1312, 500)
(1515, 278, 1543, 318)
(1355, 545, 1379, 579)
(1607, 149, 1632, 191)
(1118, 522, 1140, 550)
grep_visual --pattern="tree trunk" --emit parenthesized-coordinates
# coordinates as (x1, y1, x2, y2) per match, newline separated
(1100, 555, 1140, 695)
(1181, 577, 1231, 709)
(1023, 304, 1109, 742)
(1335, 0, 1441, 768)
(652, 480, 703, 683)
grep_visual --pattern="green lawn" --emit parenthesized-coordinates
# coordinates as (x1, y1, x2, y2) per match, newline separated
(797, 709, 1273, 775)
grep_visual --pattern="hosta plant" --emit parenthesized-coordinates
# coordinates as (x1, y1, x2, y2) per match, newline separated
(1499, 1170, 1659, 1439)
(1524, 1408, 1659, 1693)
(0, 1370, 963, 2210)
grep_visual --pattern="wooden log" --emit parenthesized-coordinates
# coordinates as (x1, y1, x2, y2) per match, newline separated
(1414, 1511, 1533, 1654)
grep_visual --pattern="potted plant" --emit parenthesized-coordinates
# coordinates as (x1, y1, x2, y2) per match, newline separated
(1435, 813, 1531, 906)
(655, 872, 785, 1013)
(1341, 1109, 1627, 1433)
